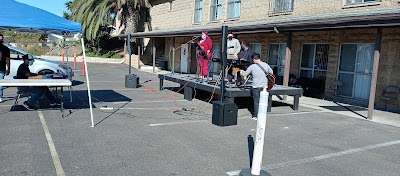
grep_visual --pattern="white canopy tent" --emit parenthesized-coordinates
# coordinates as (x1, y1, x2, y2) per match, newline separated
(1, 0, 95, 127)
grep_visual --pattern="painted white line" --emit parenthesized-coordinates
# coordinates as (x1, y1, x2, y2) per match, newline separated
(115, 107, 178, 110)
(268, 110, 328, 117)
(90, 81, 124, 82)
(149, 111, 328, 127)
(38, 111, 65, 176)
(226, 139, 400, 176)
(93, 99, 186, 105)
(149, 120, 208, 127)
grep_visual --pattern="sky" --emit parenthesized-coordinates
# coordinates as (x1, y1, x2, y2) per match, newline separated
(15, 0, 68, 17)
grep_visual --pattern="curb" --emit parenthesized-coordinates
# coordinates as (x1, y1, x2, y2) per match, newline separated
(39, 55, 125, 64)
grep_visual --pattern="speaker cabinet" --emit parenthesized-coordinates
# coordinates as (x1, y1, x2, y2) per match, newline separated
(125, 74, 139, 88)
(212, 101, 238, 126)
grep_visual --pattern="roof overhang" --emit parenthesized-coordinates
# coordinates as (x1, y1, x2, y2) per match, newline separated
(119, 7, 400, 38)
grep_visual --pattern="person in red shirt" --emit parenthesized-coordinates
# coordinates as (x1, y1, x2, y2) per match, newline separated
(197, 30, 213, 79)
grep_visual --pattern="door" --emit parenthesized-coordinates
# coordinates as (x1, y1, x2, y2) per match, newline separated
(180, 44, 189, 73)
(338, 44, 374, 100)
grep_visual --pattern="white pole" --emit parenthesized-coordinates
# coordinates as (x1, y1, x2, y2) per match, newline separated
(80, 38, 95, 127)
(251, 87, 269, 175)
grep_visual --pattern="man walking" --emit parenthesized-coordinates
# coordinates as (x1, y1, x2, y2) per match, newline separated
(0, 34, 11, 103)
(240, 53, 273, 119)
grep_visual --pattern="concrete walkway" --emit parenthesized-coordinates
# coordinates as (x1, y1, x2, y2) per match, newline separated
(273, 95, 400, 128)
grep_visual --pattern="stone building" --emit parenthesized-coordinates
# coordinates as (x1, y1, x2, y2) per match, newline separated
(127, 0, 400, 113)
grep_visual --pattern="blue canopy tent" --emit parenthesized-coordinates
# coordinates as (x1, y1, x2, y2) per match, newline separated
(0, 0, 81, 34)
(0, 0, 95, 127)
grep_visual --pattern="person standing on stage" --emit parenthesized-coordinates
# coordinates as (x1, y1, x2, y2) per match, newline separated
(239, 39, 254, 64)
(0, 34, 11, 103)
(226, 31, 241, 82)
(227, 31, 241, 60)
(197, 30, 213, 79)
(240, 53, 273, 119)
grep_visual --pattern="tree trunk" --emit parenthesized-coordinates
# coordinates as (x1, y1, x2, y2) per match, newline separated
(122, 3, 140, 54)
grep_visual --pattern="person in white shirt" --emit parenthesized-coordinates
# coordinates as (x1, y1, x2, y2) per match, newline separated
(227, 31, 241, 60)
(240, 53, 273, 119)
(226, 31, 241, 82)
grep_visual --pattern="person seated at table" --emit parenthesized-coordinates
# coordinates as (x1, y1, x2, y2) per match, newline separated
(17, 54, 58, 110)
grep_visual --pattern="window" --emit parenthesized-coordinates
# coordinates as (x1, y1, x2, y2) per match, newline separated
(194, 0, 203, 23)
(227, 0, 241, 19)
(271, 0, 294, 13)
(345, 0, 380, 5)
(210, 0, 222, 21)
(249, 43, 262, 57)
(268, 43, 286, 77)
(10, 48, 23, 60)
(300, 44, 329, 80)
(338, 44, 374, 100)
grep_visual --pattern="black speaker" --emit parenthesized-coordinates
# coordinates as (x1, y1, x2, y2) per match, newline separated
(125, 74, 139, 88)
(212, 101, 238, 126)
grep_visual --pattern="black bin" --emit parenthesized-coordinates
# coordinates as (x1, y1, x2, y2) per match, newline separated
(125, 74, 139, 88)
(159, 60, 168, 71)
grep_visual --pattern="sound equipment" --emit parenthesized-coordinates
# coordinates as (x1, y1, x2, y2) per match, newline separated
(125, 74, 140, 88)
(212, 100, 238, 126)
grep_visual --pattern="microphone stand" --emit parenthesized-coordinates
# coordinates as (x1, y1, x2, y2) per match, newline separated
(172, 37, 200, 80)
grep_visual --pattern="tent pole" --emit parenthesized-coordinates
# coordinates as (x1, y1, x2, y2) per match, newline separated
(63, 36, 73, 103)
(81, 38, 95, 127)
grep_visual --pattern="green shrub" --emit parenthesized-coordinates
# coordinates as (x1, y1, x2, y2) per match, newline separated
(85, 51, 123, 59)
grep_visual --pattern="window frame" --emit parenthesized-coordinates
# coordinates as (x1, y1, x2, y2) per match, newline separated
(299, 43, 329, 80)
(270, 0, 294, 14)
(268, 43, 287, 77)
(209, 0, 222, 22)
(193, 0, 203, 24)
(343, 0, 381, 6)
(226, 0, 241, 19)
(249, 43, 262, 57)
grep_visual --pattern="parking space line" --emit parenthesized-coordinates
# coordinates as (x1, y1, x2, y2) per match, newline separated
(38, 111, 65, 176)
(226, 139, 400, 176)
(149, 111, 327, 127)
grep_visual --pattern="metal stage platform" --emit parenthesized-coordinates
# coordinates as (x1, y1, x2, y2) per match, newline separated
(159, 73, 302, 112)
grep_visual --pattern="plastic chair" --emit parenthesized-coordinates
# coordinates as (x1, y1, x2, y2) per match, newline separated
(378, 86, 400, 112)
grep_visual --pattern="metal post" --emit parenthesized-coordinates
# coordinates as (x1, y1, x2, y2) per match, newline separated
(171, 45, 175, 73)
(367, 28, 382, 120)
(127, 33, 132, 75)
(220, 26, 228, 103)
(138, 42, 141, 70)
(283, 32, 292, 101)
(153, 38, 156, 73)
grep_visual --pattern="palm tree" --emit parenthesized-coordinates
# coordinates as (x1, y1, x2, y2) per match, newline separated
(68, 0, 146, 40)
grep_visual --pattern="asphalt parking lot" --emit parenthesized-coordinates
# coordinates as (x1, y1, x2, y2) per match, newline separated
(1, 63, 400, 176)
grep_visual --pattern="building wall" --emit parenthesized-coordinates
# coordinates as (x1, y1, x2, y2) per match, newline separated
(166, 27, 400, 107)
(149, 0, 400, 30)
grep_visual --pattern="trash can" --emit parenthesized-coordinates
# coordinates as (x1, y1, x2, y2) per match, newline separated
(159, 60, 168, 71)
(125, 74, 139, 88)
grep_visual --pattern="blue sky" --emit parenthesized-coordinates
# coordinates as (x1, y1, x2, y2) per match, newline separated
(15, 0, 68, 17)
